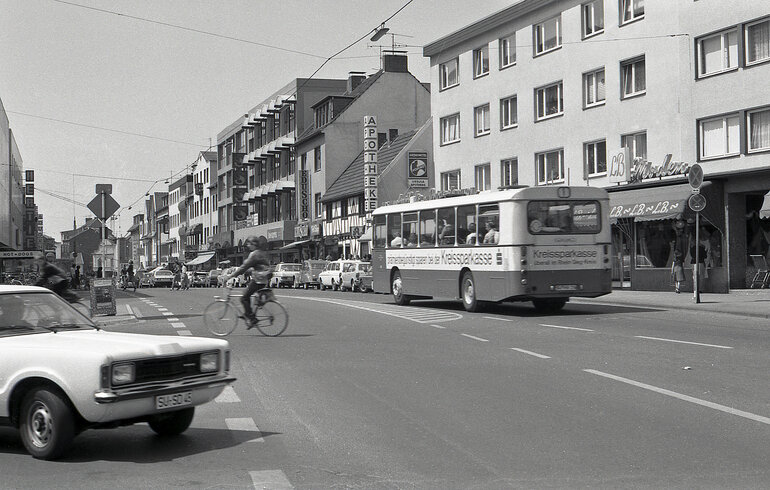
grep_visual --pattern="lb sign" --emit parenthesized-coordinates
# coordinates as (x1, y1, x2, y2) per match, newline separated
(609, 147, 631, 184)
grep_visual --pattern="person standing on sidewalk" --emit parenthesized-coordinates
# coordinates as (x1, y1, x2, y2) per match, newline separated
(671, 220, 686, 293)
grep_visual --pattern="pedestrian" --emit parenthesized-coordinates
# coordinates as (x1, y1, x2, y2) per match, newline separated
(74, 265, 81, 289)
(96, 266, 103, 278)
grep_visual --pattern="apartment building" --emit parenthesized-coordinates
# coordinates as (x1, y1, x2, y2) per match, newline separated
(184, 151, 219, 268)
(424, 0, 770, 291)
(168, 175, 193, 261)
(0, 96, 25, 251)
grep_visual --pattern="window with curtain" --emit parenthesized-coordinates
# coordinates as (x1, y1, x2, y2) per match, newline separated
(474, 104, 490, 136)
(536, 81, 563, 120)
(501, 158, 518, 187)
(582, 0, 604, 38)
(439, 58, 459, 90)
(440, 113, 460, 144)
(441, 170, 460, 191)
(499, 33, 516, 68)
(621, 131, 647, 160)
(474, 163, 491, 191)
(621, 56, 646, 98)
(585, 140, 607, 176)
(746, 18, 770, 65)
(473, 45, 490, 78)
(748, 108, 770, 152)
(534, 15, 561, 55)
(583, 68, 605, 107)
(536, 149, 565, 185)
(698, 29, 738, 77)
(500, 95, 518, 129)
(700, 114, 740, 158)
(620, 0, 644, 25)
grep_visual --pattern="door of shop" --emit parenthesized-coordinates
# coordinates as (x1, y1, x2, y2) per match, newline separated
(612, 221, 632, 288)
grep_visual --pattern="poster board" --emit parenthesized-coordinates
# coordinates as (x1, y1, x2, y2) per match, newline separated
(90, 278, 116, 316)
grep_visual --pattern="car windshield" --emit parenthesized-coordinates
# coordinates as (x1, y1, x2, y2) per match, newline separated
(360, 263, 372, 273)
(0, 292, 96, 336)
(282, 264, 301, 271)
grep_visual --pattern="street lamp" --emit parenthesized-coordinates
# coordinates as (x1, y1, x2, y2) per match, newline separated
(370, 23, 389, 41)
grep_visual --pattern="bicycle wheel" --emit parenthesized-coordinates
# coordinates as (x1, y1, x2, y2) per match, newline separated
(254, 300, 288, 337)
(204, 301, 239, 336)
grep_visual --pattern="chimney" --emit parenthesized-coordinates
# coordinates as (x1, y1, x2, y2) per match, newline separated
(382, 50, 408, 73)
(347, 72, 366, 92)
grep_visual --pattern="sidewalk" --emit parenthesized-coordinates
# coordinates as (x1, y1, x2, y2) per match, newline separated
(573, 288, 770, 319)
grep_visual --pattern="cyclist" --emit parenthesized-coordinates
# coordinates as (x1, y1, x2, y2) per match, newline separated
(34, 253, 79, 303)
(221, 235, 271, 327)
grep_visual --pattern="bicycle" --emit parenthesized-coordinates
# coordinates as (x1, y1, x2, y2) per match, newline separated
(204, 286, 288, 337)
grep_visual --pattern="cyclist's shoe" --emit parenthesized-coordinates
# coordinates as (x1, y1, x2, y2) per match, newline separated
(239, 314, 257, 329)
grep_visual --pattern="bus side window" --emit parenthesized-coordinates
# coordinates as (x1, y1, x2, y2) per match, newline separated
(437, 207, 456, 246)
(479, 204, 500, 245)
(373, 215, 387, 249)
(419, 210, 436, 247)
(403, 213, 419, 248)
(457, 205, 477, 246)
(387, 213, 402, 248)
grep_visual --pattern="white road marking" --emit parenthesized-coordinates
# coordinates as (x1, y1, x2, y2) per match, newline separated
(226, 418, 263, 442)
(430, 324, 446, 329)
(538, 323, 593, 332)
(215, 385, 241, 403)
(249, 470, 293, 489)
(162, 312, 174, 316)
(170, 322, 186, 329)
(177, 330, 193, 336)
(461, 333, 489, 342)
(511, 347, 551, 359)
(166, 317, 179, 322)
(125, 304, 134, 316)
(584, 369, 770, 425)
(484, 316, 514, 322)
(283, 295, 462, 324)
(635, 335, 732, 349)
(157, 307, 168, 312)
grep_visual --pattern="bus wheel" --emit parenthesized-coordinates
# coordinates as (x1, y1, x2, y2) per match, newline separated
(461, 272, 479, 312)
(532, 298, 567, 312)
(392, 271, 410, 306)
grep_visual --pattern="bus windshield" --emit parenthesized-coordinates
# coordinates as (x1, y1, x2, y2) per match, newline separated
(527, 200, 601, 234)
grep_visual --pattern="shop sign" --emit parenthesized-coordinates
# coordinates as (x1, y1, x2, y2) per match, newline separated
(299, 170, 310, 219)
(630, 154, 690, 183)
(310, 223, 322, 237)
(363, 116, 378, 212)
(0, 250, 39, 259)
(381, 187, 477, 206)
(295, 222, 309, 238)
(609, 148, 631, 184)
(267, 227, 282, 241)
(350, 226, 363, 239)
(408, 151, 429, 188)
(609, 199, 685, 218)
(90, 278, 116, 316)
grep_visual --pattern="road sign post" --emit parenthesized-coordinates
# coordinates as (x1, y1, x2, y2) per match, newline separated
(88, 185, 120, 283)
(687, 164, 705, 304)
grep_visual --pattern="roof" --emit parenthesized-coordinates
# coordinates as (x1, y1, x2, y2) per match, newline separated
(296, 71, 385, 143)
(322, 129, 419, 203)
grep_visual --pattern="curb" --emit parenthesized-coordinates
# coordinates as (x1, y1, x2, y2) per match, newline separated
(572, 298, 770, 319)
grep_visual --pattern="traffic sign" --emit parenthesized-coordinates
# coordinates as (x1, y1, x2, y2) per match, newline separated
(95, 184, 113, 194)
(688, 164, 704, 189)
(87, 193, 120, 220)
(688, 193, 707, 212)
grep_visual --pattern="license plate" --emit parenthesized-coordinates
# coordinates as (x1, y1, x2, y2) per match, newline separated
(554, 284, 578, 291)
(155, 391, 192, 410)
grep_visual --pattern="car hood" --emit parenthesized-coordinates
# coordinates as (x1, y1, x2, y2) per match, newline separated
(3, 330, 228, 359)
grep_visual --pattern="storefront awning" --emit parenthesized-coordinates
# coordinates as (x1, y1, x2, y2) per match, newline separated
(760, 191, 770, 219)
(358, 227, 372, 242)
(609, 181, 723, 228)
(185, 251, 215, 266)
(279, 239, 311, 250)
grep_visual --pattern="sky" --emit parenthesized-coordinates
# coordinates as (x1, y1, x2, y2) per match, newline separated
(0, 0, 515, 238)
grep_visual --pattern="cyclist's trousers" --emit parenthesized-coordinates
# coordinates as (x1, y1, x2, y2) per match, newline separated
(241, 280, 267, 319)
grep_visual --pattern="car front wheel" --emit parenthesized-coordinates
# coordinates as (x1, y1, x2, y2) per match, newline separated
(148, 407, 195, 436)
(19, 388, 76, 460)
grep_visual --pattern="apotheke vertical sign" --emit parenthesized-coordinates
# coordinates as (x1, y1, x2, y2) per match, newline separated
(363, 115, 378, 213)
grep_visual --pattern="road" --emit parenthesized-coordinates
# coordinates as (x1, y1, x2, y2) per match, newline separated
(1, 286, 769, 489)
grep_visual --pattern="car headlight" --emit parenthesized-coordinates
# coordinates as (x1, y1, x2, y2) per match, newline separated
(200, 352, 219, 373)
(112, 363, 135, 385)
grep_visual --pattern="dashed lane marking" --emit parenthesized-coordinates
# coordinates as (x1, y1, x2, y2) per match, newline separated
(585, 369, 770, 425)
(170, 322, 186, 329)
(461, 333, 489, 342)
(510, 347, 551, 359)
(538, 323, 594, 332)
(430, 324, 447, 329)
(225, 418, 263, 442)
(282, 295, 462, 324)
(157, 307, 168, 311)
(249, 470, 293, 489)
(484, 316, 514, 322)
(635, 335, 732, 349)
(166, 317, 180, 322)
(215, 386, 241, 403)
(162, 312, 174, 316)
(177, 330, 193, 336)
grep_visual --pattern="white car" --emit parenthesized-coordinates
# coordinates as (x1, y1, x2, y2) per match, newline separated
(339, 261, 372, 292)
(148, 266, 174, 287)
(270, 263, 302, 288)
(0, 286, 235, 460)
(318, 260, 357, 290)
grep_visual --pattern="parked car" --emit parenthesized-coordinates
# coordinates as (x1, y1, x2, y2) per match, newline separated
(0, 285, 234, 460)
(351, 262, 373, 292)
(338, 261, 370, 291)
(298, 260, 326, 289)
(319, 260, 357, 290)
(270, 263, 302, 288)
(191, 272, 208, 287)
(148, 266, 174, 287)
(208, 268, 223, 287)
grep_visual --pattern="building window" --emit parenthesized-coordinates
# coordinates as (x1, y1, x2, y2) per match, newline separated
(620, 0, 644, 25)
(301, 152, 307, 171)
(583, 68, 606, 108)
(535, 81, 563, 120)
(746, 18, 770, 66)
(582, 0, 604, 38)
(439, 57, 459, 90)
(314, 193, 322, 218)
(499, 33, 516, 68)
(501, 158, 518, 187)
(748, 108, 770, 153)
(621, 56, 645, 99)
(699, 114, 740, 159)
(473, 45, 490, 78)
(536, 149, 565, 185)
(474, 163, 491, 191)
(584, 140, 607, 176)
(621, 131, 647, 160)
(474, 104, 490, 137)
(314, 146, 322, 172)
(697, 29, 738, 77)
(534, 15, 561, 56)
(440, 113, 461, 145)
(441, 170, 460, 191)
(500, 95, 518, 130)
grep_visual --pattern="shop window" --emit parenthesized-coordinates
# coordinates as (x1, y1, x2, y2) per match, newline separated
(635, 218, 722, 270)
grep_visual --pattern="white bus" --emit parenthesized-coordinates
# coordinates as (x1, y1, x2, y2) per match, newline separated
(371, 186, 612, 312)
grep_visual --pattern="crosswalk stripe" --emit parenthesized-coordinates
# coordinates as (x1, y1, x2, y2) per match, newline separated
(170, 322, 186, 329)
(226, 418, 263, 442)
(249, 470, 293, 489)
(177, 330, 193, 336)
(215, 386, 241, 403)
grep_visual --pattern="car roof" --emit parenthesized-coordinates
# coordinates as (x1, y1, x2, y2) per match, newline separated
(0, 285, 51, 293)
